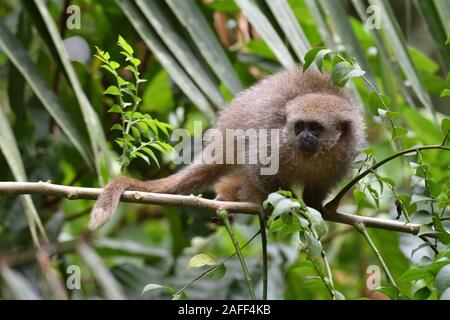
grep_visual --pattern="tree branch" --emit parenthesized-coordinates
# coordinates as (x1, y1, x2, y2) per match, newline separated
(0, 181, 423, 236)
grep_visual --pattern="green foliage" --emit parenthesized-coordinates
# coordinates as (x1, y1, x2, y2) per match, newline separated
(95, 36, 173, 172)
(0, 0, 449, 301)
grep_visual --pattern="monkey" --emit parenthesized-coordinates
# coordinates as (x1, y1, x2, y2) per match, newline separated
(88, 67, 365, 230)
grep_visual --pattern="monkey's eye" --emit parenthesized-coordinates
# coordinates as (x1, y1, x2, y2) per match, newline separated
(294, 121, 305, 135)
(308, 122, 323, 135)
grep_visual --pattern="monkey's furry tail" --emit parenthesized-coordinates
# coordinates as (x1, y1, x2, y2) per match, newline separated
(89, 164, 224, 230)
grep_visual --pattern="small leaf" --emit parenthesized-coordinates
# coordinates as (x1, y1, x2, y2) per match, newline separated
(440, 89, 450, 98)
(315, 49, 334, 71)
(393, 127, 408, 137)
(118, 35, 134, 55)
(413, 286, 431, 300)
(410, 210, 433, 224)
(103, 85, 121, 96)
(411, 194, 433, 204)
(172, 291, 188, 300)
(441, 119, 450, 135)
(263, 192, 286, 209)
(300, 231, 322, 259)
(399, 268, 431, 283)
(375, 284, 399, 300)
(303, 207, 328, 239)
(187, 254, 216, 268)
(110, 123, 122, 131)
(108, 104, 122, 113)
(303, 47, 324, 71)
(135, 152, 150, 165)
(207, 263, 226, 280)
(417, 224, 438, 237)
(369, 92, 391, 115)
(109, 61, 120, 69)
(142, 283, 174, 295)
(131, 126, 141, 139)
(435, 265, 450, 297)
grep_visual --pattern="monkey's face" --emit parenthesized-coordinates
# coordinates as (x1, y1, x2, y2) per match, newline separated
(283, 93, 354, 156)
(293, 120, 323, 154)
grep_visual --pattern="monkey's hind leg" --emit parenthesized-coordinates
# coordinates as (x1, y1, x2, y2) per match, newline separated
(214, 175, 267, 204)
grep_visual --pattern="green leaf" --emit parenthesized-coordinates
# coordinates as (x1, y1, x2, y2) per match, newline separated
(187, 254, 217, 268)
(108, 104, 122, 113)
(440, 288, 450, 300)
(269, 199, 299, 225)
(142, 283, 175, 295)
(375, 284, 399, 300)
(109, 61, 120, 69)
(117, 0, 215, 121)
(207, 263, 227, 280)
(0, 103, 47, 245)
(399, 268, 431, 283)
(140, 147, 160, 168)
(131, 126, 141, 140)
(0, 21, 93, 169)
(417, 224, 438, 237)
(118, 35, 134, 55)
(411, 194, 433, 204)
(303, 207, 328, 239)
(441, 119, 450, 135)
(135, 152, 150, 165)
(110, 124, 123, 131)
(331, 61, 353, 87)
(315, 49, 334, 71)
(369, 92, 391, 115)
(103, 85, 121, 96)
(410, 210, 433, 224)
(413, 286, 431, 300)
(263, 192, 286, 209)
(441, 89, 450, 98)
(172, 291, 188, 300)
(136, 0, 225, 108)
(303, 48, 325, 71)
(435, 265, 450, 297)
(26, 0, 112, 177)
(300, 231, 322, 259)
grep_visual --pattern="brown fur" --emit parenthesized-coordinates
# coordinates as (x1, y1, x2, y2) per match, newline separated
(89, 68, 365, 230)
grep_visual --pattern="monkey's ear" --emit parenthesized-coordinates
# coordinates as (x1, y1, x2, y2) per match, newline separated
(339, 120, 351, 136)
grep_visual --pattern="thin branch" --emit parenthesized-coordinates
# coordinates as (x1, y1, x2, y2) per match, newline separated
(326, 145, 450, 210)
(258, 210, 268, 300)
(355, 223, 397, 287)
(217, 210, 256, 300)
(0, 181, 425, 236)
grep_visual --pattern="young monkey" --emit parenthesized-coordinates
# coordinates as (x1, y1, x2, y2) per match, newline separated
(89, 68, 365, 230)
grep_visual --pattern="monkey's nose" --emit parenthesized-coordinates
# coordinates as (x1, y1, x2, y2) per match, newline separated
(297, 136, 318, 154)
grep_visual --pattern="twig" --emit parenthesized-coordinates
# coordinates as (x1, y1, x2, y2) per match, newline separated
(0, 181, 425, 236)
(326, 145, 450, 210)
(217, 210, 256, 300)
(355, 223, 397, 287)
(258, 210, 268, 300)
